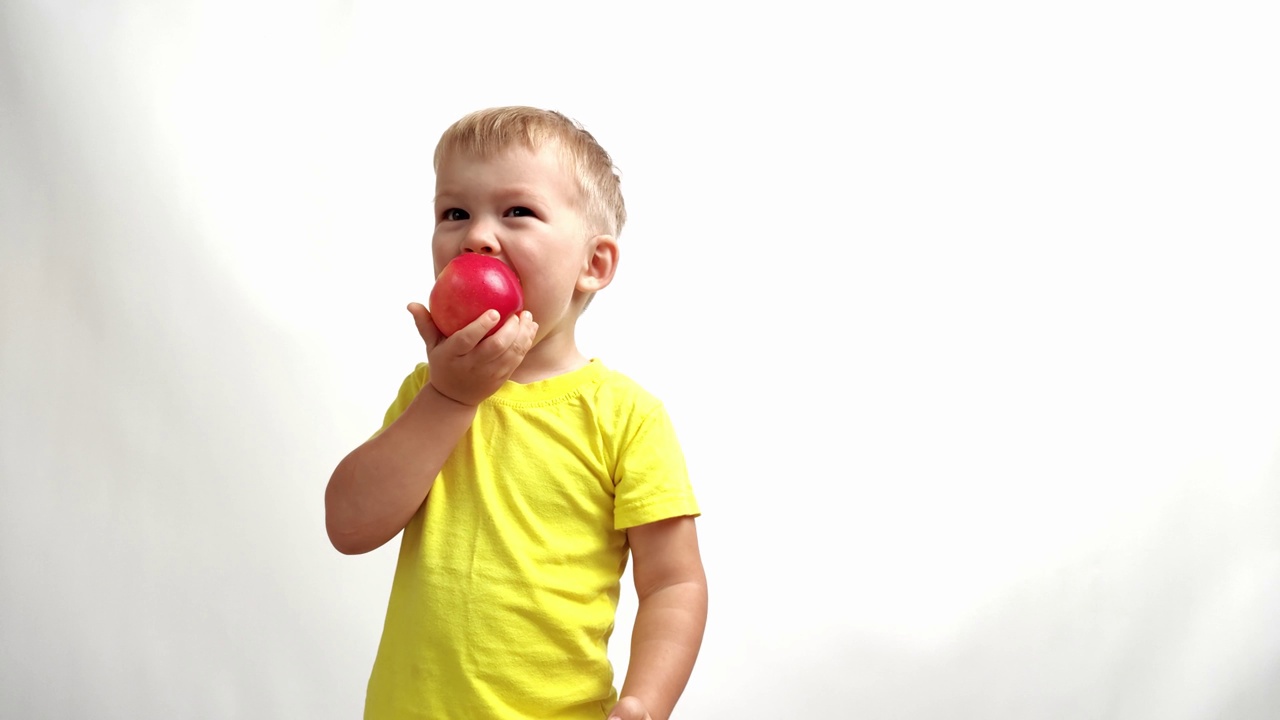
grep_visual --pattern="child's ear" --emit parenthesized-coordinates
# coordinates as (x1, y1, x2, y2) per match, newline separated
(577, 235, 618, 293)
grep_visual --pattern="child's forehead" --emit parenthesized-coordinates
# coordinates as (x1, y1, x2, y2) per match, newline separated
(435, 142, 578, 188)
(433, 143, 584, 204)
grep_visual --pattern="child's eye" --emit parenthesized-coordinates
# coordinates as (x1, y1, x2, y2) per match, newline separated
(442, 208, 469, 221)
(505, 206, 535, 218)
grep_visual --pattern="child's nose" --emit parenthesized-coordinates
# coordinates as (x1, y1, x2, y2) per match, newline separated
(461, 223, 500, 255)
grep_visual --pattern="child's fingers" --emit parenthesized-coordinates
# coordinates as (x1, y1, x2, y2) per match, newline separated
(466, 311, 528, 363)
(407, 302, 442, 349)
(445, 309, 503, 352)
(496, 311, 538, 357)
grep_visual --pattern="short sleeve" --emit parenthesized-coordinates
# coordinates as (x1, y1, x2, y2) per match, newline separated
(613, 402, 700, 530)
(371, 363, 430, 439)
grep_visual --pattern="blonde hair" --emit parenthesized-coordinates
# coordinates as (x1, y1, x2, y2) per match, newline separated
(433, 106, 627, 238)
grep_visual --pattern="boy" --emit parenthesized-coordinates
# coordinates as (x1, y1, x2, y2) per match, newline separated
(325, 106, 707, 720)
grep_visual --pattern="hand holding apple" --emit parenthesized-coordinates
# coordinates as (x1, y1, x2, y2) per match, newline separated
(428, 254, 525, 338)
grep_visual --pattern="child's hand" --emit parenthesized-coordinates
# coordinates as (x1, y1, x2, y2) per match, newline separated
(607, 696, 653, 720)
(407, 302, 537, 406)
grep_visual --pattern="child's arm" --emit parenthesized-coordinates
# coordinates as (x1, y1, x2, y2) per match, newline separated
(324, 305, 537, 555)
(611, 515, 708, 720)
(324, 380, 475, 554)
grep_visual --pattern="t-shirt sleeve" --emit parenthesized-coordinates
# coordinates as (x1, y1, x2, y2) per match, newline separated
(613, 402, 701, 530)
(371, 363, 430, 439)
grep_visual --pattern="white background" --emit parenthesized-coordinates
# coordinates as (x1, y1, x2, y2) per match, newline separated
(3, 1, 1279, 718)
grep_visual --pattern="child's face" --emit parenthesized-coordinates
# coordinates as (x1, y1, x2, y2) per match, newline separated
(432, 144, 603, 341)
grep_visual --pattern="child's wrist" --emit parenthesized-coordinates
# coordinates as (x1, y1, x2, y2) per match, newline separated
(425, 381, 476, 408)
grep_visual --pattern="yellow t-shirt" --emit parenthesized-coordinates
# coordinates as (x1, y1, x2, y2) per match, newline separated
(364, 359, 700, 719)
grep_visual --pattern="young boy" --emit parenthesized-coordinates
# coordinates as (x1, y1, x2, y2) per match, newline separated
(325, 106, 707, 720)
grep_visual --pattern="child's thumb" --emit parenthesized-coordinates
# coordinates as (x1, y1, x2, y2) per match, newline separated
(407, 302, 440, 346)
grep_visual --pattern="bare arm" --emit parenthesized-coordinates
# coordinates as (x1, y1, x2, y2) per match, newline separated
(324, 383, 475, 554)
(324, 303, 538, 555)
(612, 515, 708, 720)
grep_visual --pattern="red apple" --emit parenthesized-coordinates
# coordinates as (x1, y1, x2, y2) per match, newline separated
(428, 254, 524, 337)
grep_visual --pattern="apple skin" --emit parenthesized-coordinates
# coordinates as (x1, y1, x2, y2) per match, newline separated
(428, 254, 525, 337)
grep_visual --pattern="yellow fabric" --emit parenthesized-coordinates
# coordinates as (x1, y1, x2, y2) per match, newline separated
(364, 359, 699, 719)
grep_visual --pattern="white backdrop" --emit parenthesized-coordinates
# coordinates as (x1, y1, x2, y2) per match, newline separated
(3, 1, 1279, 718)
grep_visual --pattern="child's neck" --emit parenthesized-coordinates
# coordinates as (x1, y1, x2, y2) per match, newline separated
(510, 333, 589, 384)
